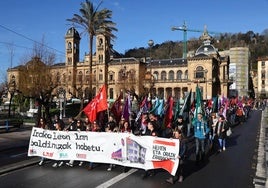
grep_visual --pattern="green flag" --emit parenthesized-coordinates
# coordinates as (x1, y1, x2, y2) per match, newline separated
(194, 86, 203, 118)
(179, 90, 192, 116)
(174, 99, 181, 121)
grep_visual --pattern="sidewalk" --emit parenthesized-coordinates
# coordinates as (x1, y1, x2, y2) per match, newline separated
(0, 157, 39, 175)
(0, 122, 39, 175)
(254, 107, 268, 188)
(264, 108, 268, 187)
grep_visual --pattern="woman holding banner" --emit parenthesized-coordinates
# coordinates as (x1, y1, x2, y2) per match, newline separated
(87, 121, 100, 170)
(65, 117, 78, 167)
(52, 122, 65, 168)
(166, 129, 187, 184)
(142, 121, 159, 179)
(37, 118, 49, 166)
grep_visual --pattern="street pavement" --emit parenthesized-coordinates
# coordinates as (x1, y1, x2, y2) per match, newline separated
(0, 110, 267, 187)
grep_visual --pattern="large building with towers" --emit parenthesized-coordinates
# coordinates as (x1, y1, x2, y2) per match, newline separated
(7, 27, 230, 103)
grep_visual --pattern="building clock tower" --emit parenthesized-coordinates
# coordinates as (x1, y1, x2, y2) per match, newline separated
(65, 27, 81, 95)
(95, 34, 109, 91)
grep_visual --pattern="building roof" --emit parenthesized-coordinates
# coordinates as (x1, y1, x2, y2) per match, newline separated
(65, 27, 80, 39)
(109, 57, 141, 65)
(150, 58, 187, 67)
(109, 46, 123, 58)
(51, 62, 65, 67)
(7, 65, 23, 72)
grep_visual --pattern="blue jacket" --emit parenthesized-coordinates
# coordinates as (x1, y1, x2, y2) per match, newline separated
(193, 119, 210, 139)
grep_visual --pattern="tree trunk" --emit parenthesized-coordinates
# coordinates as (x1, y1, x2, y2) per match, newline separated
(8, 94, 14, 117)
(89, 34, 94, 101)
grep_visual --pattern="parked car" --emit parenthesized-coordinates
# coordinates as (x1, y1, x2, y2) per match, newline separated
(0, 115, 24, 132)
(2, 101, 15, 111)
(26, 108, 38, 118)
(66, 98, 81, 105)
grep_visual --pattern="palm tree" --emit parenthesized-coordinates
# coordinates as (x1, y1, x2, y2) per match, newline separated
(67, 0, 117, 100)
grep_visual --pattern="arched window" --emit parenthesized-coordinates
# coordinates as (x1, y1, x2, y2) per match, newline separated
(67, 42, 72, 50)
(129, 69, 135, 81)
(177, 70, 182, 80)
(195, 66, 204, 78)
(118, 68, 128, 81)
(169, 70, 174, 80)
(10, 75, 16, 87)
(84, 87, 90, 100)
(153, 71, 159, 80)
(78, 71, 83, 82)
(109, 71, 115, 81)
(68, 72, 72, 82)
(161, 71, 167, 80)
(67, 57, 72, 65)
(11, 75, 16, 81)
(56, 72, 61, 83)
(99, 54, 103, 63)
(99, 69, 103, 81)
(62, 73, 66, 83)
(85, 71, 90, 83)
(93, 70, 96, 82)
(184, 70, 188, 79)
(109, 88, 114, 99)
(99, 38, 103, 46)
(74, 43, 78, 53)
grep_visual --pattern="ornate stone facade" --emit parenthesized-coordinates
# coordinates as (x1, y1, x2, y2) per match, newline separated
(7, 27, 230, 102)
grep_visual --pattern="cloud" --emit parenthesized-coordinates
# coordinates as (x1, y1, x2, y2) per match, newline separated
(112, 1, 124, 11)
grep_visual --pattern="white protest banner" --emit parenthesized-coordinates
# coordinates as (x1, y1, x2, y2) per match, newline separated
(28, 127, 180, 175)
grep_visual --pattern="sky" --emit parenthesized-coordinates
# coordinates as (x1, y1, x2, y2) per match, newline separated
(1, 0, 268, 82)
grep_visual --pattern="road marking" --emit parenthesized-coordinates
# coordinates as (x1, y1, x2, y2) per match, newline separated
(11, 152, 27, 158)
(96, 168, 137, 188)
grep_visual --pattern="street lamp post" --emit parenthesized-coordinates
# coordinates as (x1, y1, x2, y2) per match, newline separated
(63, 90, 66, 118)
(148, 39, 154, 97)
(59, 93, 63, 120)
(148, 39, 154, 68)
(148, 39, 154, 56)
(58, 88, 66, 119)
(205, 69, 208, 100)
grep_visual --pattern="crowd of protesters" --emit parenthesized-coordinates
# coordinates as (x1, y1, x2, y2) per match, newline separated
(35, 96, 266, 184)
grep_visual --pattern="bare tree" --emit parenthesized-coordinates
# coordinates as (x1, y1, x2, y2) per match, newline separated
(31, 36, 56, 66)
(14, 39, 58, 124)
(18, 57, 57, 124)
(6, 42, 15, 68)
(7, 77, 17, 117)
(0, 81, 7, 105)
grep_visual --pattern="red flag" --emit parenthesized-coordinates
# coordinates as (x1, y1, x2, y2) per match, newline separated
(207, 99, 212, 108)
(110, 92, 123, 123)
(83, 85, 108, 123)
(164, 96, 174, 128)
(96, 85, 108, 113)
(83, 98, 98, 123)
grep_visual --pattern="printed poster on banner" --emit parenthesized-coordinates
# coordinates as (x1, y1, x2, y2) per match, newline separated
(28, 127, 180, 175)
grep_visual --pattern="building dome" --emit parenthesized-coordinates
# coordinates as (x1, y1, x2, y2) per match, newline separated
(195, 26, 218, 57)
(195, 41, 218, 56)
(65, 27, 80, 39)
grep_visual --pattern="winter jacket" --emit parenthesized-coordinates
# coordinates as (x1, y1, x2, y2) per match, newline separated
(215, 120, 229, 139)
(193, 119, 210, 139)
